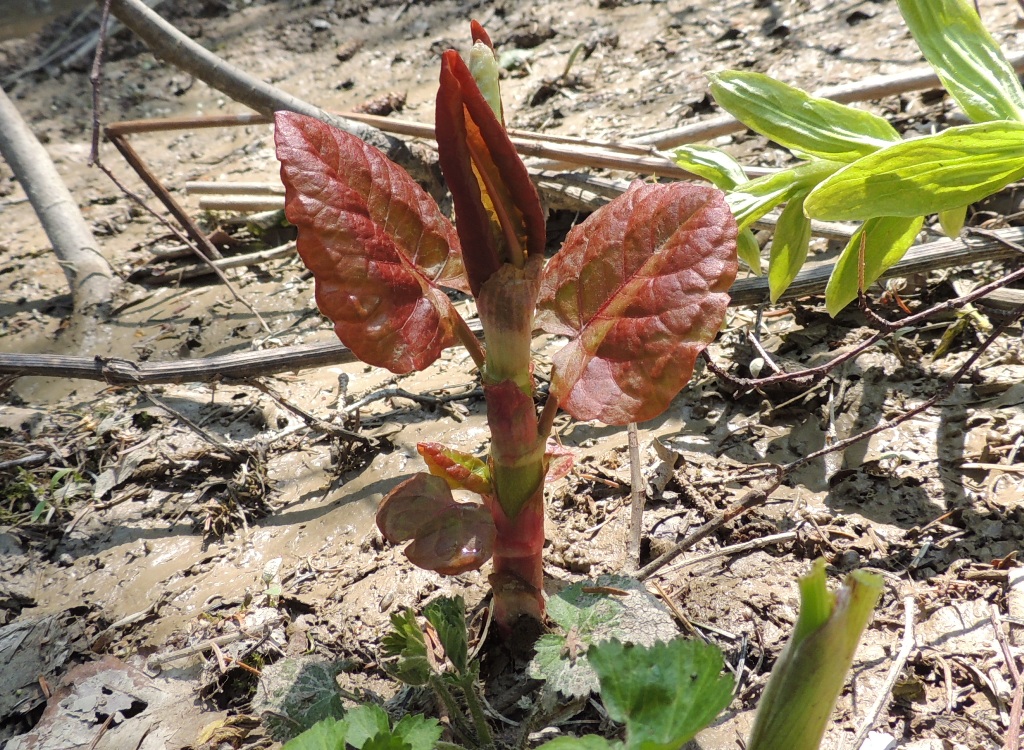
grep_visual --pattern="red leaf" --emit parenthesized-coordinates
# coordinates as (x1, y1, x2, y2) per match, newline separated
(435, 50, 546, 294)
(470, 20, 494, 50)
(376, 473, 495, 575)
(536, 182, 737, 425)
(404, 504, 496, 575)
(545, 441, 574, 483)
(417, 442, 493, 496)
(275, 112, 469, 374)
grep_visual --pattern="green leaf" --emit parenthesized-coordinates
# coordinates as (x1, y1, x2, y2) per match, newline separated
(897, 0, 1024, 123)
(537, 737, 617, 750)
(343, 705, 393, 749)
(282, 717, 349, 750)
(253, 657, 347, 739)
(708, 71, 900, 161)
(824, 215, 924, 316)
(727, 160, 839, 231)
(804, 121, 1024, 221)
(670, 144, 748, 189)
(747, 561, 883, 750)
(527, 576, 678, 698)
(737, 228, 762, 275)
(381, 609, 431, 686)
(391, 714, 444, 750)
(423, 596, 469, 674)
(361, 734, 413, 750)
(938, 204, 968, 237)
(767, 194, 812, 302)
(590, 639, 734, 750)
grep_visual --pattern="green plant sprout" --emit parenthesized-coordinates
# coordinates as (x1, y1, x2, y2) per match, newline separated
(275, 22, 737, 631)
(674, 0, 1024, 314)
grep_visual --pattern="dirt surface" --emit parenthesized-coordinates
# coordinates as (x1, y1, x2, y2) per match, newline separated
(2, 1, 1024, 748)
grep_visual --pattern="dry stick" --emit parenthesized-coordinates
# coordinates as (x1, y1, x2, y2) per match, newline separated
(847, 596, 917, 750)
(97, 0, 419, 175)
(87, 2, 272, 332)
(989, 605, 1022, 750)
(135, 385, 244, 460)
(134, 242, 296, 284)
(629, 52, 1024, 149)
(2, 227, 1023, 384)
(653, 530, 798, 578)
(626, 422, 644, 569)
(0, 87, 114, 313)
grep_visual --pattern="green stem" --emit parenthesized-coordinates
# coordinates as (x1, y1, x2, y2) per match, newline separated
(459, 675, 495, 749)
(429, 674, 475, 745)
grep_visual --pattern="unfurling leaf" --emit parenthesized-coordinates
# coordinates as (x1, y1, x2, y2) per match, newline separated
(708, 71, 901, 162)
(275, 112, 468, 374)
(436, 48, 546, 293)
(767, 194, 812, 302)
(747, 560, 882, 750)
(418, 443, 492, 496)
(897, 0, 1024, 124)
(423, 595, 470, 674)
(824, 215, 924, 316)
(376, 473, 495, 574)
(536, 182, 737, 425)
(803, 121, 1024, 221)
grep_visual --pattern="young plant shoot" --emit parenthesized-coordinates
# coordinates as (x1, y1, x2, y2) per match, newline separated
(275, 23, 737, 631)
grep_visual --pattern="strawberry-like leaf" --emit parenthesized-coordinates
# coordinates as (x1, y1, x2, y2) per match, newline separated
(275, 112, 469, 374)
(376, 473, 495, 575)
(536, 182, 737, 425)
(418, 442, 493, 496)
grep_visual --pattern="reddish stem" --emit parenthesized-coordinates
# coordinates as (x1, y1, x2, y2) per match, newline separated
(487, 487, 545, 626)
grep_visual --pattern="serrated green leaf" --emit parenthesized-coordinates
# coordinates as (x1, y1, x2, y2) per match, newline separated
(527, 576, 677, 698)
(767, 194, 812, 302)
(282, 717, 350, 750)
(938, 204, 968, 237)
(392, 714, 444, 750)
(669, 144, 748, 189)
(590, 639, 734, 750)
(253, 657, 348, 740)
(824, 215, 924, 316)
(804, 121, 1024, 221)
(897, 0, 1024, 123)
(708, 71, 900, 161)
(343, 704, 393, 749)
(423, 596, 469, 674)
(537, 736, 617, 750)
(737, 228, 762, 275)
(381, 609, 431, 686)
(361, 734, 413, 750)
(727, 160, 840, 231)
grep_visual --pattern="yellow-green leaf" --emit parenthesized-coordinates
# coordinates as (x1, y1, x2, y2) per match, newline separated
(824, 215, 924, 316)
(708, 71, 900, 161)
(737, 228, 762, 275)
(804, 121, 1024, 221)
(671, 143, 748, 189)
(938, 204, 968, 237)
(897, 0, 1024, 123)
(768, 195, 811, 302)
(727, 159, 840, 231)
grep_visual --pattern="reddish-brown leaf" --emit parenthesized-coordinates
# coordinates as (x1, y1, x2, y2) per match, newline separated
(275, 112, 469, 374)
(536, 182, 737, 425)
(376, 473, 495, 575)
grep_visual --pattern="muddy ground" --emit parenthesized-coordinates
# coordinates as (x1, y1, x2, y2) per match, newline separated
(1, 0, 1024, 748)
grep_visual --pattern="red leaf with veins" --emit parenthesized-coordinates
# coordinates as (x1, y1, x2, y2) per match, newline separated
(418, 442, 493, 496)
(376, 473, 495, 575)
(275, 112, 469, 374)
(536, 182, 737, 425)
